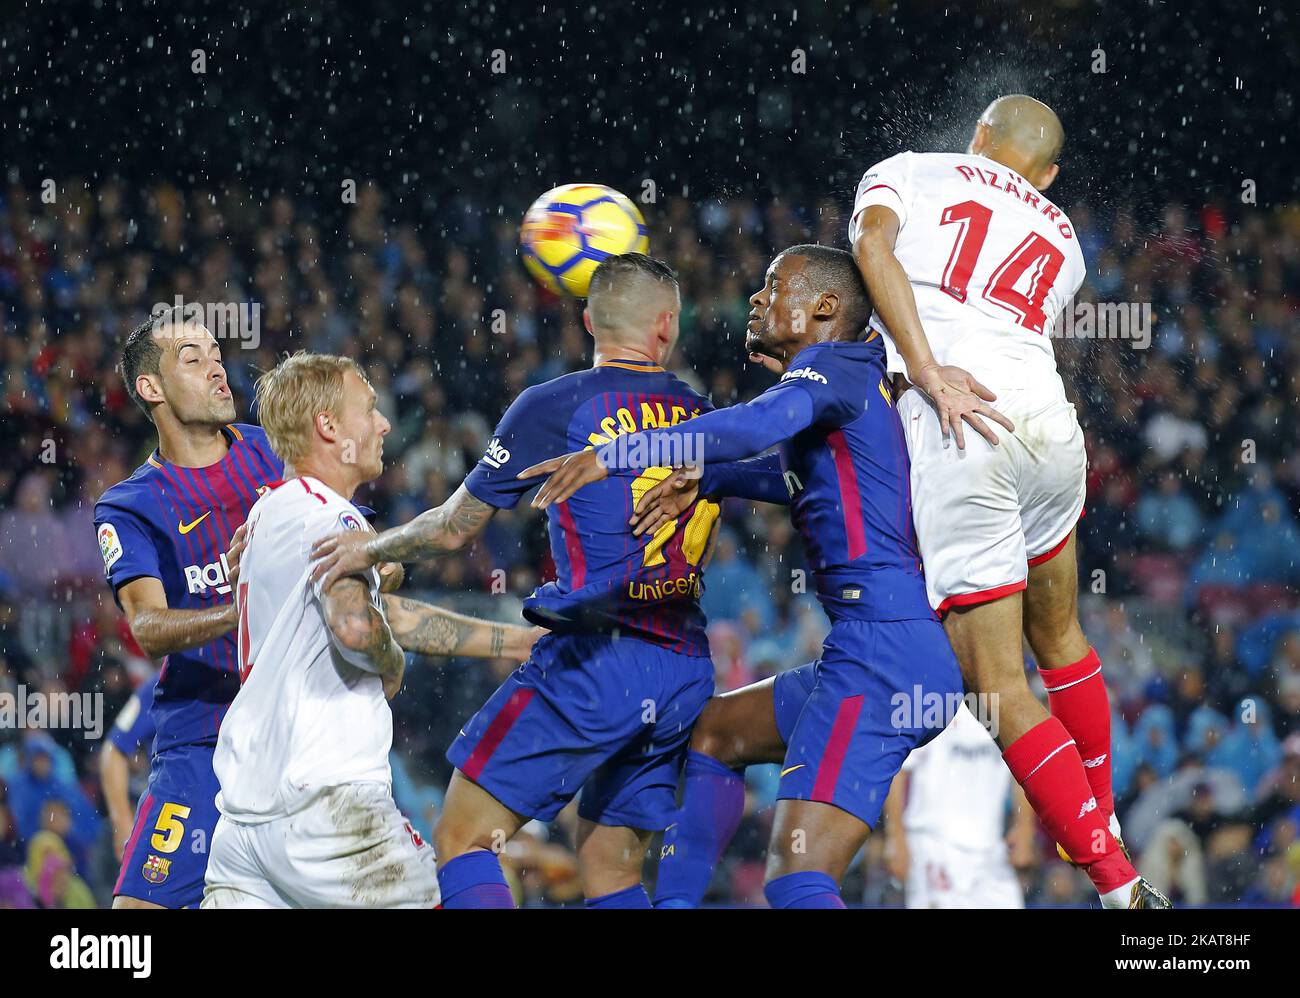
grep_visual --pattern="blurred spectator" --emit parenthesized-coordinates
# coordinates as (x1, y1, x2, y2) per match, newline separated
(1136, 469, 1204, 552)
(4, 734, 102, 869)
(1213, 697, 1283, 797)
(1138, 819, 1208, 905)
(0, 472, 77, 596)
(1131, 706, 1179, 781)
(23, 805, 94, 910)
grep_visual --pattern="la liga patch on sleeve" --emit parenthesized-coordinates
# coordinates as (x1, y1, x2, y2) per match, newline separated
(98, 523, 124, 571)
(337, 512, 364, 532)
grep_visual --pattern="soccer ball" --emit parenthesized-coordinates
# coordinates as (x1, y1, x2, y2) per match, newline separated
(520, 184, 648, 297)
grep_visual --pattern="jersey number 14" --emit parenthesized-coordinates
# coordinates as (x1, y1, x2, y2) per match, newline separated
(939, 200, 1065, 334)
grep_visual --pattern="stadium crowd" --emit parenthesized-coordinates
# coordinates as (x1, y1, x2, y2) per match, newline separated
(0, 176, 1298, 907)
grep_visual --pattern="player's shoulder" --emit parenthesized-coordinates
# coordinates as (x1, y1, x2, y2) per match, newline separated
(501, 375, 576, 418)
(659, 369, 710, 405)
(228, 422, 280, 462)
(518, 364, 684, 404)
(266, 476, 365, 528)
(95, 461, 163, 520)
(786, 337, 880, 374)
(228, 422, 268, 446)
(901, 150, 1001, 185)
(862, 149, 917, 174)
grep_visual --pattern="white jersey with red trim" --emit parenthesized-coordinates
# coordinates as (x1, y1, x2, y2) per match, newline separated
(849, 151, 1086, 404)
(213, 475, 392, 825)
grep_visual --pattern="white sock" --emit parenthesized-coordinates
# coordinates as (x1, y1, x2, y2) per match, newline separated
(1100, 876, 1139, 909)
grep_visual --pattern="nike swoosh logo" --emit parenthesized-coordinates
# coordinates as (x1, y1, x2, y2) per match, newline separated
(178, 511, 211, 534)
(780, 764, 805, 777)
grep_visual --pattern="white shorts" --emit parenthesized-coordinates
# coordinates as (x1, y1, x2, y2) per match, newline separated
(904, 833, 1023, 909)
(898, 387, 1086, 613)
(202, 782, 440, 909)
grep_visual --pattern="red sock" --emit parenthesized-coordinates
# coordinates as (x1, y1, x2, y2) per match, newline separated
(1003, 716, 1135, 893)
(1042, 648, 1115, 818)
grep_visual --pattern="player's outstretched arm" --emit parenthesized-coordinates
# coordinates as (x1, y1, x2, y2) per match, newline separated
(523, 393, 806, 509)
(381, 594, 543, 662)
(853, 204, 1014, 449)
(321, 575, 407, 699)
(311, 485, 497, 593)
(117, 576, 237, 658)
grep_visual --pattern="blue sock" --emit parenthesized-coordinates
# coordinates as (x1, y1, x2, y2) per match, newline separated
(653, 751, 746, 909)
(764, 871, 846, 909)
(585, 884, 652, 909)
(437, 850, 515, 908)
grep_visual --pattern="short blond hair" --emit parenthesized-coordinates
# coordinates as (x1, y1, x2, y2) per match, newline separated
(254, 351, 366, 464)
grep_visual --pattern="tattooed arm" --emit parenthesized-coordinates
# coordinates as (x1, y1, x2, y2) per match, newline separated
(381, 595, 543, 662)
(311, 486, 497, 594)
(321, 575, 406, 699)
(369, 486, 497, 562)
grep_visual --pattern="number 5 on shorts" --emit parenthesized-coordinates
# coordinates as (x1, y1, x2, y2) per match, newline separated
(150, 802, 192, 854)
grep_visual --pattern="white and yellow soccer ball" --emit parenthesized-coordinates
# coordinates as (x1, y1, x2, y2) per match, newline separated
(519, 183, 649, 297)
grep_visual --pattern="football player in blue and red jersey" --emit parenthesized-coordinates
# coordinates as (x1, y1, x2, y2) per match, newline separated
(311, 254, 768, 908)
(94, 310, 281, 907)
(526, 245, 965, 908)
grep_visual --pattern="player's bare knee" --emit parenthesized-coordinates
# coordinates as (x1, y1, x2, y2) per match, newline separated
(432, 817, 497, 862)
(687, 697, 724, 752)
(576, 825, 647, 894)
(763, 833, 852, 884)
(689, 725, 740, 768)
(689, 696, 764, 768)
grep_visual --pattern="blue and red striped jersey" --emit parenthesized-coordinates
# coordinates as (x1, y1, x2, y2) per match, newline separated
(464, 360, 719, 656)
(634, 337, 931, 622)
(775, 338, 933, 621)
(93, 424, 283, 753)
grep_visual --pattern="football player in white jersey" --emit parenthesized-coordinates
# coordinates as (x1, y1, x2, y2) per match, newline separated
(851, 95, 1167, 908)
(883, 705, 1034, 909)
(202, 352, 540, 909)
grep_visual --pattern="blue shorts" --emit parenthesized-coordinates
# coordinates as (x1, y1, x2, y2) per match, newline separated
(772, 618, 963, 830)
(447, 632, 714, 830)
(115, 742, 221, 907)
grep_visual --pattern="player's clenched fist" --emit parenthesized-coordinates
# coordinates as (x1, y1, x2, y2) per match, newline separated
(310, 530, 379, 592)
